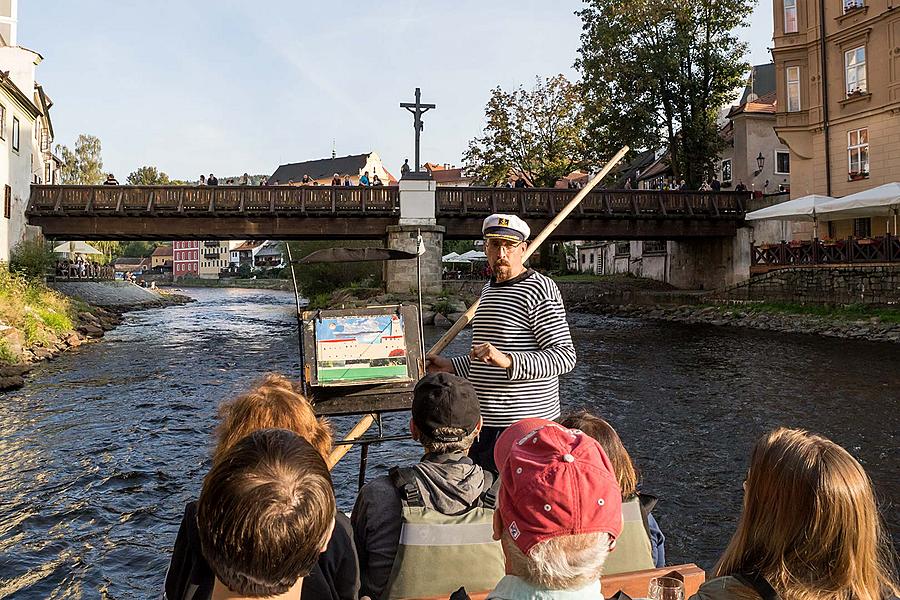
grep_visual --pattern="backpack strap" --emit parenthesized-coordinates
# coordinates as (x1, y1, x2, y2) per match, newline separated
(733, 573, 779, 600)
(638, 493, 658, 539)
(389, 467, 425, 508)
(479, 471, 499, 509)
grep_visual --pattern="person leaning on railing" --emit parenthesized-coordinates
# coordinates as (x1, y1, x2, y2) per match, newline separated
(691, 428, 899, 600)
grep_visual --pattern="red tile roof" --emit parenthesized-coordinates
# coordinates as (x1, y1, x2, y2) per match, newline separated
(151, 245, 173, 257)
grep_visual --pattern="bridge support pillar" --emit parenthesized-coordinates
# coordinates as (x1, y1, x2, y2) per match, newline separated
(668, 231, 750, 290)
(384, 224, 445, 295)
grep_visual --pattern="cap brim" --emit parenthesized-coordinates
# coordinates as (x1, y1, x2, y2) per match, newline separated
(493, 418, 558, 472)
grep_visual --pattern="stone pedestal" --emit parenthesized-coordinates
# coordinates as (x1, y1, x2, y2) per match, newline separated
(384, 224, 445, 294)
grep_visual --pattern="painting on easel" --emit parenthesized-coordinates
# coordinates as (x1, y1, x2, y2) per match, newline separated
(314, 313, 411, 385)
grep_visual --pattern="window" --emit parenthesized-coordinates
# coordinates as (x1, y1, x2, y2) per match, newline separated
(4, 185, 10, 219)
(721, 159, 732, 184)
(845, 47, 867, 96)
(786, 67, 801, 112)
(843, 0, 864, 12)
(0, 104, 5, 140)
(615, 242, 630, 257)
(853, 217, 871, 238)
(848, 128, 869, 179)
(775, 151, 791, 174)
(11, 116, 18, 152)
(784, 0, 798, 33)
(643, 240, 667, 255)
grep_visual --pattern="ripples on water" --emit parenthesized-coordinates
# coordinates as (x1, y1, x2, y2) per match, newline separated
(0, 288, 896, 598)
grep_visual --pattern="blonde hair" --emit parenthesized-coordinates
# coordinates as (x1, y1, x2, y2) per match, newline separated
(213, 374, 333, 464)
(501, 530, 610, 590)
(559, 410, 638, 499)
(717, 428, 899, 600)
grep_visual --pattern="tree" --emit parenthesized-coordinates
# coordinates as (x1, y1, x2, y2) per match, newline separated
(56, 134, 104, 184)
(463, 75, 590, 188)
(120, 241, 162, 257)
(576, 0, 753, 188)
(126, 166, 170, 185)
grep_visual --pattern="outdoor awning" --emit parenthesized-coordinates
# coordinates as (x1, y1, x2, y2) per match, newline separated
(458, 250, 487, 261)
(53, 241, 103, 255)
(816, 182, 900, 221)
(744, 195, 835, 221)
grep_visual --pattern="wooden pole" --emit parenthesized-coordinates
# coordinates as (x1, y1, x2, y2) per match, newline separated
(326, 145, 629, 469)
(428, 145, 629, 356)
(327, 413, 376, 470)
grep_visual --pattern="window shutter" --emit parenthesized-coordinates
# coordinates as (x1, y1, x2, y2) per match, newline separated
(4, 185, 10, 219)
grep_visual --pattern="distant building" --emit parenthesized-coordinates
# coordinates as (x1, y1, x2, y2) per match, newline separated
(113, 256, 151, 276)
(150, 244, 173, 272)
(423, 162, 473, 186)
(0, 0, 59, 262)
(772, 0, 899, 239)
(230, 240, 262, 270)
(172, 241, 199, 279)
(253, 241, 284, 270)
(268, 152, 396, 186)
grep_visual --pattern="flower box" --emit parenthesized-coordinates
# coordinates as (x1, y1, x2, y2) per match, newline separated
(848, 171, 869, 181)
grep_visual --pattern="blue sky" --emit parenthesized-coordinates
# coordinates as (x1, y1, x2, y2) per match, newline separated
(20, 1, 773, 181)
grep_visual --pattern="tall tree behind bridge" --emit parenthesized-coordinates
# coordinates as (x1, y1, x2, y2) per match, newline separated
(576, 0, 752, 188)
(126, 166, 171, 185)
(464, 75, 589, 188)
(56, 134, 104, 184)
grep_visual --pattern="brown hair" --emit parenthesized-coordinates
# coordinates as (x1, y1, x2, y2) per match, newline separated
(716, 428, 899, 600)
(197, 428, 336, 596)
(559, 410, 638, 499)
(213, 374, 333, 464)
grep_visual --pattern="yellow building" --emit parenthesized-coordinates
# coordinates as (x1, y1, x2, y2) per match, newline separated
(772, 0, 900, 239)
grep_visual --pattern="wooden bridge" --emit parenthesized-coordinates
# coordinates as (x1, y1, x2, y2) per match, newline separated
(25, 185, 749, 240)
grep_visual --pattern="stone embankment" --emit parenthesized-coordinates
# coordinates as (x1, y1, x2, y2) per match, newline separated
(1, 282, 192, 391)
(570, 302, 900, 344)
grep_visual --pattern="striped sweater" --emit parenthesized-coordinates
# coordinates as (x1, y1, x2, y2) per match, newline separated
(450, 269, 576, 427)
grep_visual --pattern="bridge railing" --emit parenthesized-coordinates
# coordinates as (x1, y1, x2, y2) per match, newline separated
(26, 185, 401, 216)
(752, 235, 900, 267)
(435, 187, 747, 218)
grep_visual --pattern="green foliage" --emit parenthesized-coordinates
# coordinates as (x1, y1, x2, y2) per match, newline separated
(237, 263, 253, 278)
(287, 240, 383, 298)
(464, 75, 590, 187)
(431, 299, 453, 315)
(126, 165, 171, 185)
(120, 240, 161, 258)
(0, 338, 18, 365)
(36, 307, 73, 332)
(576, 0, 753, 187)
(90, 241, 121, 265)
(442, 240, 476, 255)
(736, 302, 900, 324)
(56, 134, 104, 184)
(9, 238, 55, 279)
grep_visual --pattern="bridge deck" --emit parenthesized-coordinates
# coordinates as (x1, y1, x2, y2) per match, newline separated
(26, 185, 748, 240)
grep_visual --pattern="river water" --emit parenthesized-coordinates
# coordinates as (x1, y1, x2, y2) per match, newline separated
(0, 288, 896, 598)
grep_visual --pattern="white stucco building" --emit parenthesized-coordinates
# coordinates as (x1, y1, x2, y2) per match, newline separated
(0, 0, 60, 262)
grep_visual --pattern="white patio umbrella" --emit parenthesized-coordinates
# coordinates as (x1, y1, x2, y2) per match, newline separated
(817, 182, 900, 234)
(744, 194, 835, 238)
(458, 250, 488, 261)
(53, 241, 104, 255)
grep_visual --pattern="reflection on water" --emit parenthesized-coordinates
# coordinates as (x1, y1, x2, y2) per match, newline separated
(0, 288, 896, 598)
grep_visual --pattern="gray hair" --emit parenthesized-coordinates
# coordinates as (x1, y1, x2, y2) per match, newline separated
(417, 427, 478, 455)
(501, 529, 611, 590)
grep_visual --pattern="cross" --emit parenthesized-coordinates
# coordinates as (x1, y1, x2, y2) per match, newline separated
(400, 87, 435, 173)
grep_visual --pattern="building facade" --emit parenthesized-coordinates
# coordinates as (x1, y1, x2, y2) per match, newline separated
(269, 152, 396, 186)
(773, 0, 900, 238)
(172, 241, 199, 279)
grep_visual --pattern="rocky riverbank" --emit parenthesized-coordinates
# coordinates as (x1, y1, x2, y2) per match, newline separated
(571, 301, 900, 344)
(1, 281, 193, 391)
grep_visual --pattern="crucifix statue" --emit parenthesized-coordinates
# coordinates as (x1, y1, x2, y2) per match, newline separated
(400, 87, 435, 173)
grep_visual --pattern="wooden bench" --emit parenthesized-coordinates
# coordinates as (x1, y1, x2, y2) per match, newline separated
(418, 563, 706, 599)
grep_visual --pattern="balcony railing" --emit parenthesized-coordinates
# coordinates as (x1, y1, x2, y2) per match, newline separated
(752, 235, 900, 267)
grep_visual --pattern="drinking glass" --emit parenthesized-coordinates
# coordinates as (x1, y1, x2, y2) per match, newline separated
(649, 576, 685, 600)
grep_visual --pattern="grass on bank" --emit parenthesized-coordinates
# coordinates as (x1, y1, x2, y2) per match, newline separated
(719, 301, 900, 324)
(0, 267, 77, 361)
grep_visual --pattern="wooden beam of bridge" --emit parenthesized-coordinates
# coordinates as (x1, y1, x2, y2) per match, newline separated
(26, 185, 749, 241)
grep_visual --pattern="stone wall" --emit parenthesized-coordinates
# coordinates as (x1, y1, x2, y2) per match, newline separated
(712, 265, 900, 305)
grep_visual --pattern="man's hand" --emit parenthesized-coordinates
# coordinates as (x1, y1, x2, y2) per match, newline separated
(470, 343, 512, 369)
(426, 354, 454, 374)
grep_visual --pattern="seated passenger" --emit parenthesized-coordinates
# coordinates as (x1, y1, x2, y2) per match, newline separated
(351, 372, 504, 599)
(165, 374, 359, 600)
(197, 428, 336, 599)
(488, 418, 623, 599)
(559, 410, 666, 572)
(692, 428, 900, 600)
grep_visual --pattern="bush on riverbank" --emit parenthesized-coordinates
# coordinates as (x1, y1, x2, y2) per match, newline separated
(0, 267, 79, 364)
(738, 301, 900, 324)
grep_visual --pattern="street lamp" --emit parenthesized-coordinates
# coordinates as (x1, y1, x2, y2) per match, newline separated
(755, 152, 765, 175)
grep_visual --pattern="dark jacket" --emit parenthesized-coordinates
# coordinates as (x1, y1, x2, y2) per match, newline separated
(351, 453, 490, 600)
(164, 501, 359, 600)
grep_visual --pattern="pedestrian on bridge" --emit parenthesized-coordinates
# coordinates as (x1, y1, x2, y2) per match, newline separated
(207, 174, 218, 186)
(103, 173, 119, 185)
(426, 214, 576, 473)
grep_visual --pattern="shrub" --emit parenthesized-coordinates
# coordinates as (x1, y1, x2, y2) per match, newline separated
(0, 338, 18, 364)
(9, 239, 55, 279)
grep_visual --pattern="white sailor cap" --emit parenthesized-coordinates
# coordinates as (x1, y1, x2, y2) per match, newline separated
(482, 214, 530, 242)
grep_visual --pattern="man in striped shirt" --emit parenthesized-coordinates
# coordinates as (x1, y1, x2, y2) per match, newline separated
(427, 214, 576, 472)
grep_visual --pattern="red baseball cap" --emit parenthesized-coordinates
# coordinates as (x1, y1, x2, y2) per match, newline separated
(493, 418, 623, 555)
